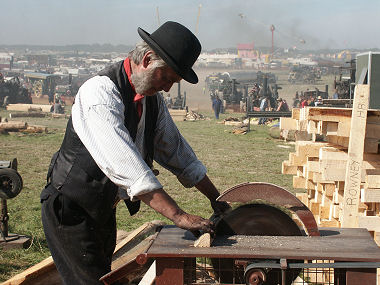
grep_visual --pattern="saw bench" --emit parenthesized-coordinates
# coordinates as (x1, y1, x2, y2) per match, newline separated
(101, 182, 380, 285)
(138, 225, 380, 285)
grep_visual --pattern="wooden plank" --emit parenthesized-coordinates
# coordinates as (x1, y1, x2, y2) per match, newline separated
(293, 176, 307, 189)
(279, 117, 297, 130)
(361, 188, 380, 203)
(0, 256, 58, 285)
(291, 108, 300, 120)
(326, 122, 338, 136)
(295, 141, 329, 158)
(306, 159, 320, 172)
(138, 261, 156, 285)
(296, 192, 308, 206)
(365, 170, 380, 188)
(342, 84, 370, 228)
(307, 120, 318, 134)
(281, 160, 297, 175)
(289, 152, 306, 166)
(302, 107, 353, 123)
(358, 216, 380, 232)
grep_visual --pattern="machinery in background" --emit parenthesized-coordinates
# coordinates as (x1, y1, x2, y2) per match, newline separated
(0, 158, 31, 249)
(0, 74, 32, 106)
(205, 71, 278, 112)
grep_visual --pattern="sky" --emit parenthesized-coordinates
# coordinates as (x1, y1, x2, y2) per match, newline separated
(1, 0, 379, 51)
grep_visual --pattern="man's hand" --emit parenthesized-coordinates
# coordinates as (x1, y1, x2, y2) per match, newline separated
(211, 200, 231, 216)
(173, 212, 214, 236)
(137, 189, 215, 236)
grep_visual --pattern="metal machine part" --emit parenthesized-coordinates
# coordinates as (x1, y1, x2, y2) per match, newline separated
(217, 182, 320, 236)
(0, 158, 24, 244)
(209, 182, 320, 284)
(212, 204, 303, 285)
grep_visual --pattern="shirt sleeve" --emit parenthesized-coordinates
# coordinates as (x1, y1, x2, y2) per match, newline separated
(71, 76, 162, 200)
(153, 93, 207, 188)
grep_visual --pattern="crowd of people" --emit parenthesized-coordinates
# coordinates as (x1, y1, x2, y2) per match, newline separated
(292, 91, 323, 108)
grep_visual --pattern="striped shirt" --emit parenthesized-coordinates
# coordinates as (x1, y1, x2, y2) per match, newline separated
(71, 75, 206, 201)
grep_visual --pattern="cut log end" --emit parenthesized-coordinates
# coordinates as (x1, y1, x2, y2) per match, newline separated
(194, 232, 212, 248)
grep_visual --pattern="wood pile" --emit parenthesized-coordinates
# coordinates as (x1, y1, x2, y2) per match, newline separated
(185, 110, 206, 121)
(169, 109, 187, 121)
(6, 104, 52, 113)
(0, 121, 48, 134)
(280, 85, 380, 243)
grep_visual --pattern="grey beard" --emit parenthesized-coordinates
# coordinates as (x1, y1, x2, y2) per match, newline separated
(130, 67, 156, 95)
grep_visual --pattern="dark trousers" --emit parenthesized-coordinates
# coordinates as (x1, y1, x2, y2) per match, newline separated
(41, 184, 116, 285)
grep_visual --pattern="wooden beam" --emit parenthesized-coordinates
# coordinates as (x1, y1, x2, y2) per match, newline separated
(280, 117, 297, 130)
(342, 84, 370, 228)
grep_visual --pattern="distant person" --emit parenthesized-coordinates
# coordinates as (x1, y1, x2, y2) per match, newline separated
(212, 95, 222, 119)
(292, 91, 300, 108)
(2, 95, 10, 108)
(258, 96, 269, 125)
(51, 99, 64, 114)
(276, 98, 289, 112)
(309, 97, 316, 107)
(165, 93, 173, 108)
(301, 96, 308, 108)
(332, 89, 339, 99)
(315, 96, 323, 106)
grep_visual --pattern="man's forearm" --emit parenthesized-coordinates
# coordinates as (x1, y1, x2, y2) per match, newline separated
(137, 188, 214, 233)
(195, 174, 220, 201)
(137, 188, 184, 223)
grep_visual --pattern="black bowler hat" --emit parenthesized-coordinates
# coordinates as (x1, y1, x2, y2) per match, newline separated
(138, 21, 201, 84)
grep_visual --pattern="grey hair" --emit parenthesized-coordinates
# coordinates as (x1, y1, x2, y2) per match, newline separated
(128, 41, 166, 68)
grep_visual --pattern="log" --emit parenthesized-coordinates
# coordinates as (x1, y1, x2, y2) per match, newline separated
(0, 121, 28, 131)
(9, 112, 46, 118)
(6, 104, 51, 113)
(194, 232, 212, 247)
(23, 125, 48, 134)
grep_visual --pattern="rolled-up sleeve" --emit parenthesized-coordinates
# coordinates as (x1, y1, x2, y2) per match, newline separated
(71, 76, 162, 200)
(153, 94, 207, 187)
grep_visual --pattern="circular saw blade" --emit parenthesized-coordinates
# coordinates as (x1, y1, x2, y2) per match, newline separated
(212, 203, 303, 285)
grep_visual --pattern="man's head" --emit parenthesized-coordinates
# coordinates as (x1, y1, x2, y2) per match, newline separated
(129, 21, 201, 96)
(129, 42, 181, 96)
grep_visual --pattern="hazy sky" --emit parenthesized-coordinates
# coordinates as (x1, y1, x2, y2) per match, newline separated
(1, 0, 379, 50)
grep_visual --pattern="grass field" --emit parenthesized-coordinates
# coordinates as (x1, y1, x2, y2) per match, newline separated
(0, 106, 299, 281)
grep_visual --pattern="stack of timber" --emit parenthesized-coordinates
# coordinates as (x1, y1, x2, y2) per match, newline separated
(168, 109, 187, 121)
(6, 104, 52, 113)
(0, 121, 47, 134)
(281, 85, 380, 244)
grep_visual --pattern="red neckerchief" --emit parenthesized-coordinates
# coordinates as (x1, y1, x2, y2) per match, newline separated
(123, 58, 144, 118)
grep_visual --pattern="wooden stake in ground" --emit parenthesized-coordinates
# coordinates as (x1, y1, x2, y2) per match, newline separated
(342, 84, 370, 228)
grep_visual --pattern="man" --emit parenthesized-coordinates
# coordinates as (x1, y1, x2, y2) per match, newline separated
(40, 21, 230, 285)
(212, 95, 222, 119)
(276, 98, 289, 112)
(258, 96, 269, 125)
(164, 93, 172, 108)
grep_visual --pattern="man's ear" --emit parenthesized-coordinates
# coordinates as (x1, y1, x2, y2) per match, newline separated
(142, 51, 154, 68)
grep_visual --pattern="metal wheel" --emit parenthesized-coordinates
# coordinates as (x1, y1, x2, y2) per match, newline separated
(0, 168, 23, 199)
(211, 204, 303, 285)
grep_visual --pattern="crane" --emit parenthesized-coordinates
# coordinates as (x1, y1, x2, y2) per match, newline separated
(195, 4, 202, 35)
(156, 6, 161, 27)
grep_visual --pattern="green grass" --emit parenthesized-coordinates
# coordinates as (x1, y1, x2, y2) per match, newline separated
(0, 108, 296, 281)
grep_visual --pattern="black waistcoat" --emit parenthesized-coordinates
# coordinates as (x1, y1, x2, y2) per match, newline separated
(47, 60, 158, 225)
